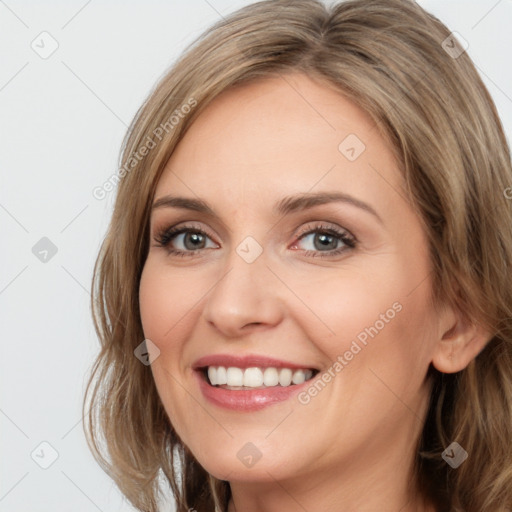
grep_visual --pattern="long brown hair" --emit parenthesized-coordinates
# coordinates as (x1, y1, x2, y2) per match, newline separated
(84, 1, 512, 510)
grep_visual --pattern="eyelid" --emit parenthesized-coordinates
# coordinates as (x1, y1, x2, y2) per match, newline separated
(153, 221, 219, 247)
(293, 221, 355, 241)
(153, 219, 357, 258)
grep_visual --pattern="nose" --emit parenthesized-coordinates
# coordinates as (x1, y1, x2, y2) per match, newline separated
(202, 247, 285, 338)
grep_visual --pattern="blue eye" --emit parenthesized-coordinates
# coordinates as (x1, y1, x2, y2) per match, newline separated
(154, 226, 217, 256)
(154, 222, 356, 258)
(292, 223, 356, 258)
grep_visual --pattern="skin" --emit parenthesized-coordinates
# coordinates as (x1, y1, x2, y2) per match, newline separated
(139, 72, 490, 512)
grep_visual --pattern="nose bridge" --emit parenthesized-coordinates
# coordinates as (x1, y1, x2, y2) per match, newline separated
(202, 235, 284, 336)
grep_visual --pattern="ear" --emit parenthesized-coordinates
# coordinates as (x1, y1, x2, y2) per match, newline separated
(431, 302, 492, 374)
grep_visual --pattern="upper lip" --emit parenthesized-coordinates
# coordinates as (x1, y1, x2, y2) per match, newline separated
(192, 353, 319, 371)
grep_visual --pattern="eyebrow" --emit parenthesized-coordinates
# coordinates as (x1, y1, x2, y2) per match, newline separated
(152, 191, 382, 224)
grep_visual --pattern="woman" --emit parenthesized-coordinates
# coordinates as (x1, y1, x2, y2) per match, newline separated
(84, 1, 512, 511)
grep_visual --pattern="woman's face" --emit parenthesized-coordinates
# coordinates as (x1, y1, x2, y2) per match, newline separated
(139, 73, 440, 489)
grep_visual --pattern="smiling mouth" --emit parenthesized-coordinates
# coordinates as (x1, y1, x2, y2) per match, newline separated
(201, 366, 319, 390)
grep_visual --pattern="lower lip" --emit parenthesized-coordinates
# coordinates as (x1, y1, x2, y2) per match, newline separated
(195, 371, 311, 411)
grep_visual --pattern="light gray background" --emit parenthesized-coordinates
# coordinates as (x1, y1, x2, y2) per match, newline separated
(1, 1, 511, 510)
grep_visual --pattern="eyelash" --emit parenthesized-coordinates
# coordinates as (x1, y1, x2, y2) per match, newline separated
(153, 222, 357, 259)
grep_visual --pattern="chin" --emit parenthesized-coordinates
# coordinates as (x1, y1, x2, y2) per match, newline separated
(182, 432, 298, 482)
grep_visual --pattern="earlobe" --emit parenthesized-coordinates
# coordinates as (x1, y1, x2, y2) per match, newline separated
(431, 307, 492, 374)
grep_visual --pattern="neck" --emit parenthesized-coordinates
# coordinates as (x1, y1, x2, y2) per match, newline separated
(227, 482, 437, 512)
(225, 424, 436, 512)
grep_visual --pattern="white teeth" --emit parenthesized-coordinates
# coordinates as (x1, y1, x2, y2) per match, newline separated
(292, 369, 306, 385)
(278, 368, 292, 386)
(216, 366, 227, 385)
(243, 367, 263, 387)
(206, 366, 315, 388)
(208, 366, 217, 386)
(226, 367, 244, 386)
(263, 367, 279, 386)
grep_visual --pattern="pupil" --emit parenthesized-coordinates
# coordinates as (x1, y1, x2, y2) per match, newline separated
(315, 234, 336, 251)
(185, 232, 204, 250)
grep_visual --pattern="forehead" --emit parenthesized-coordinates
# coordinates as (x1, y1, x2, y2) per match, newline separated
(155, 73, 404, 214)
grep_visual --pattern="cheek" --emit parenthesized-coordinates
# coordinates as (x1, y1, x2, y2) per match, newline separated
(139, 266, 168, 344)
(285, 257, 436, 377)
(139, 262, 199, 431)
(139, 260, 201, 346)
